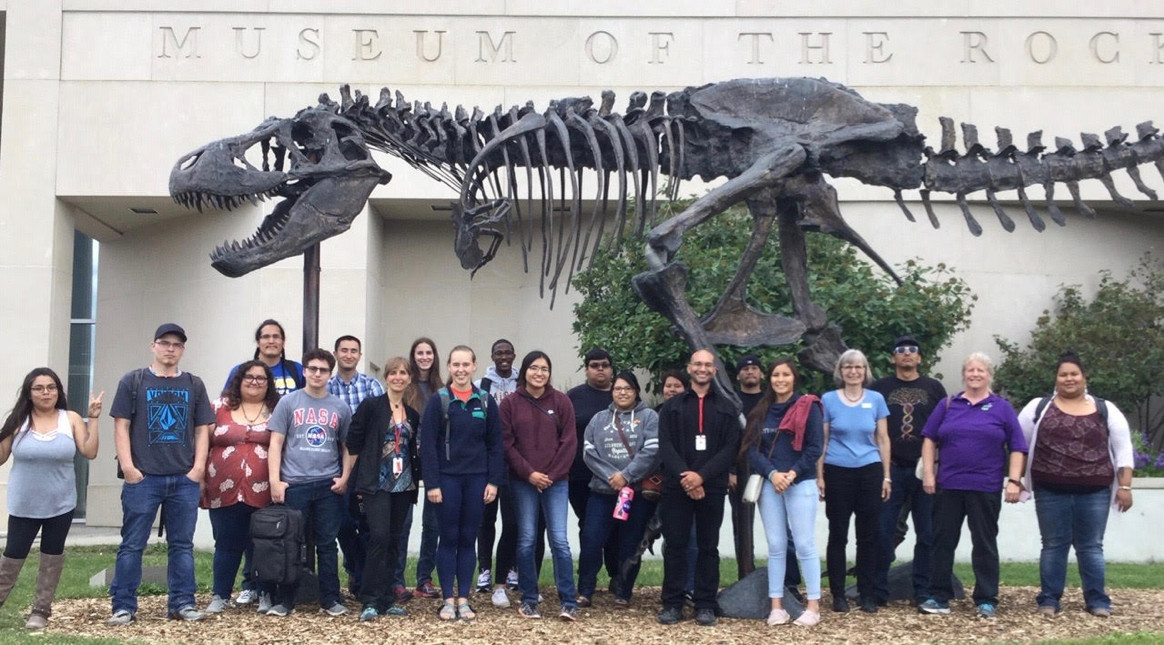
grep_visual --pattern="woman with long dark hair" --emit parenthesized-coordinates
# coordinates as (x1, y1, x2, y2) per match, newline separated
(740, 358, 823, 627)
(0, 368, 101, 629)
(201, 360, 279, 614)
(401, 337, 444, 599)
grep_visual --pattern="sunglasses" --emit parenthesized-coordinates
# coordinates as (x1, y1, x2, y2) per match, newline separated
(894, 346, 919, 355)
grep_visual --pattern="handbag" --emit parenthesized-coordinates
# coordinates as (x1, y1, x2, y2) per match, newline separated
(743, 428, 779, 504)
(612, 411, 663, 501)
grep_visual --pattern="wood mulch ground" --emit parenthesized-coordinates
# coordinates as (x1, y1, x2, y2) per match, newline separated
(46, 586, 1164, 644)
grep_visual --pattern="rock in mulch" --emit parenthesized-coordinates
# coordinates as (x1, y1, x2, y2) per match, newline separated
(844, 561, 966, 602)
(717, 567, 805, 619)
(45, 586, 1164, 644)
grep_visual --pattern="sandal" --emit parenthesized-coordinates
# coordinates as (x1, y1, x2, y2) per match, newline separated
(457, 600, 476, 621)
(439, 601, 457, 621)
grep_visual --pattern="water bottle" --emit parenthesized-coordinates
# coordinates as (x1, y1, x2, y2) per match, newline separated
(613, 486, 634, 521)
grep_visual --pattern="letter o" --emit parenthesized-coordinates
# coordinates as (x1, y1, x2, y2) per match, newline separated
(585, 31, 618, 64)
(1025, 31, 1058, 65)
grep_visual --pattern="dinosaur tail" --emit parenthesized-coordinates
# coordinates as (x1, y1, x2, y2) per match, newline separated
(899, 117, 1163, 235)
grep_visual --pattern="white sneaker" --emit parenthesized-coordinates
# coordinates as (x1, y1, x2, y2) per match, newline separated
(506, 568, 520, 589)
(256, 592, 272, 614)
(235, 589, 257, 605)
(476, 568, 492, 592)
(266, 604, 291, 617)
(205, 595, 230, 614)
(323, 602, 349, 617)
(492, 586, 511, 608)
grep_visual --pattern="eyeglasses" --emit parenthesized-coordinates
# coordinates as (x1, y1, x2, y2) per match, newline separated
(612, 386, 635, 393)
(894, 346, 919, 355)
(242, 375, 269, 384)
(31, 384, 58, 393)
(155, 340, 185, 350)
(587, 361, 611, 370)
(304, 365, 331, 374)
(842, 364, 866, 371)
(526, 365, 550, 374)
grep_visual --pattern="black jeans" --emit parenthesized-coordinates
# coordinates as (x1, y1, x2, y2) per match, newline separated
(569, 479, 617, 579)
(930, 488, 1001, 606)
(4, 510, 74, 558)
(660, 489, 726, 611)
(824, 462, 882, 599)
(479, 485, 545, 580)
(361, 490, 411, 610)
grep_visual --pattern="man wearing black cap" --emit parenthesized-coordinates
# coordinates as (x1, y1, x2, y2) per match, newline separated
(729, 355, 763, 577)
(107, 324, 214, 626)
(869, 335, 947, 608)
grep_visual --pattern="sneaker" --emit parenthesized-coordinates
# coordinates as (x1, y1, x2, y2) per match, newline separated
(235, 589, 257, 605)
(612, 597, 630, 609)
(683, 591, 695, 607)
(976, 603, 997, 619)
(918, 598, 951, 615)
(576, 595, 592, 608)
(518, 602, 542, 619)
(256, 592, 272, 614)
(169, 606, 205, 622)
(695, 607, 717, 626)
(657, 606, 682, 625)
(205, 594, 230, 614)
(492, 586, 511, 608)
(793, 609, 821, 627)
(859, 596, 879, 613)
(359, 606, 379, 622)
(1037, 604, 1059, 618)
(266, 604, 291, 617)
(106, 610, 135, 626)
(393, 585, 413, 603)
(559, 606, 579, 622)
(1088, 606, 1112, 618)
(414, 581, 439, 598)
(506, 568, 520, 590)
(384, 605, 409, 617)
(476, 569, 493, 593)
(323, 602, 349, 617)
(831, 597, 850, 613)
(766, 607, 790, 626)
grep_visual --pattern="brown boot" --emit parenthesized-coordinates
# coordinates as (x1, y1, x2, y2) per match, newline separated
(26, 553, 64, 629)
(0, 556, 27, 608)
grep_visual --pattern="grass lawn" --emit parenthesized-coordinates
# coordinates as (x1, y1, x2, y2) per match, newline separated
(0, 546, 1159, 644)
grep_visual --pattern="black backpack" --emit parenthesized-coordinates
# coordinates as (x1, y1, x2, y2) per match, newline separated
(250, 505, 307, 585)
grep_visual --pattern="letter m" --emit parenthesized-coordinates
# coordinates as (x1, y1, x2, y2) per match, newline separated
(476, 31, 515, 63)
(159, 26, 201, 59)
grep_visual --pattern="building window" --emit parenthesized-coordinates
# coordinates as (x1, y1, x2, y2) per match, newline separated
(68, 229, 97, 521)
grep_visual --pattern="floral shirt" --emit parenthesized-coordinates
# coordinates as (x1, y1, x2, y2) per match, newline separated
(201, 398, 272, 509)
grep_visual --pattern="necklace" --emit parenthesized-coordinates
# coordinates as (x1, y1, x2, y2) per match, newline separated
(842, 388, 864, 404)
(240, 402, 265, 423)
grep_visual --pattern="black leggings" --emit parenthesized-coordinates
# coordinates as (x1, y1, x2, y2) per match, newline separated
(4, 510, 75, 558)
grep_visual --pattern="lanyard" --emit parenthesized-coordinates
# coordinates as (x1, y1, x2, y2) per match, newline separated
(393, 421, 404, 457)
(697, 395, 705, 434)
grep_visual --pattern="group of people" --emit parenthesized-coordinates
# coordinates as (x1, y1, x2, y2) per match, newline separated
(0, 320, 1137, 630)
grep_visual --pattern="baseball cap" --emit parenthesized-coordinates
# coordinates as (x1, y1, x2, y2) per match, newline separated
(892, 335, 920, 352)
(154, 323, 187, 343)
(736, 354, 762, 370)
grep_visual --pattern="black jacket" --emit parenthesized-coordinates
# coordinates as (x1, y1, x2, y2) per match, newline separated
(656, 387, 741, 494)
(347, 394, 422, 503)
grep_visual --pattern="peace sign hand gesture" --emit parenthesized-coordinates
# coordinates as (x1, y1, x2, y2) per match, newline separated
(88, 391, 104, 418)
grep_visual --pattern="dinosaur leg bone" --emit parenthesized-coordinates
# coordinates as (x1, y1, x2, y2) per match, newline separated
(789, 178, 903, 285)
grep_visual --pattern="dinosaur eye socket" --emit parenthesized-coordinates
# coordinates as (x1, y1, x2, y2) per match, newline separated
(332, 123, 368, 162)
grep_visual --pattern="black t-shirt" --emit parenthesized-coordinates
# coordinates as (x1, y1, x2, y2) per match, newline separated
(738, 390, 764, 419)
(869, 374, 947, 467)
(110, 369, 214, 476)
(567, 383, 613, 481)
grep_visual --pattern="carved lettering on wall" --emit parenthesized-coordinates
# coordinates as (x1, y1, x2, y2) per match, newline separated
(738, 32, 773, 65)
(477, 31, 516, 63)
(1090, 31, 1119, 64)
(158, 26, 201, 59)
(961, 31, 994, 63)
(297, 28, 320, 60)
(233, 27, 264, 60)
(1152, 33, 1164, 64)
(649, 32, 673, 64)
(352, 29, 381, 61)
(799, 32, 832, 64)
(415, 30, 446, 62)
(1025, 31, 1057, 64)
(585, 30, 618, 64)
(863, 31, 892, 63)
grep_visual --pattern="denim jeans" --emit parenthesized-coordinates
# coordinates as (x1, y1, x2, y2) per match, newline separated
(876, 463, 933, 603)
(758, 479, 821, 600)
(1034, 486, 1112, 611)
(110, 474, 200, 615)
(276, 479, 344, 608)
(208, 502, 268, 599)
(512, 479, 577, 608)
(577, 490, 657, 601)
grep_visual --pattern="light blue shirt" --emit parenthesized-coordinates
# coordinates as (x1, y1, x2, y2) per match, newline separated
(822, 389, 888, 468)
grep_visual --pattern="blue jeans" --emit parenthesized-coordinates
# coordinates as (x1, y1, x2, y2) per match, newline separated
(397, 496, 440, 587)
(876, 463, 933, 602)
(110, 474, 200, 615)
(758, 479, 821, 600)
(435, 473, 488, 599)
(1034, 486, 1112, 611)
(577, 490, 656, 601)
(277, 479, 344, 608)
(208, 502, 268, 599)
(512, 479, 577, 608)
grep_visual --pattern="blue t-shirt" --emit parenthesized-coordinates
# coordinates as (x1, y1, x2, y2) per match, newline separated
(821, 389, 889, 468)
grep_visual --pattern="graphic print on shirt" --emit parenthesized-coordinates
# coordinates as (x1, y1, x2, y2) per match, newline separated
(885, 387, 933, 442)
(291, 407, 340, 453)
(603, 416, 641, 459)
(147, 387, 190, 444)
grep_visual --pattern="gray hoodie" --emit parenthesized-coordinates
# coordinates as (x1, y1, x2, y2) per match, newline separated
(582, 400, 659, 494)
(476, 364, 518, 407)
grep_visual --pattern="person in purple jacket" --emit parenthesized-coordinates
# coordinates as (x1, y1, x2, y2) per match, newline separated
(919, 352, 1028, 619)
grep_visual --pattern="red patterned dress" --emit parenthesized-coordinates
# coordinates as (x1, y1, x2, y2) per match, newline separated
(200, 398, 272, 509)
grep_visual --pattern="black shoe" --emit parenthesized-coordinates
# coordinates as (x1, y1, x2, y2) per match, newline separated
(859, 597, 879, 613)
(657, 606, 683, 625)
(786, 586, 806, 605)
(832, 597, 850, 613)
(695, 608, 717, 626)
(877, 597, 888, 607)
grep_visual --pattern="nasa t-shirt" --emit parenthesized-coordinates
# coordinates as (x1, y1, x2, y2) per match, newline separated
(268, 389, 351, 484)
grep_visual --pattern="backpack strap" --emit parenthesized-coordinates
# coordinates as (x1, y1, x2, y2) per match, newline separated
(438, 388, 452, 461)
(480, 377, 493, 394)
(1094, 396, 1109, 422)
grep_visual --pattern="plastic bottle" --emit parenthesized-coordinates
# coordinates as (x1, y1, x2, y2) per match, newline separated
(613, 486, 634, 521)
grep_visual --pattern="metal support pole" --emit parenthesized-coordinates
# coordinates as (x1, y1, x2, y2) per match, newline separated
(303, 243, 320, 352)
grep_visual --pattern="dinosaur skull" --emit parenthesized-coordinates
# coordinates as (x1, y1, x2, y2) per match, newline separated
(169, 107, 391, 277)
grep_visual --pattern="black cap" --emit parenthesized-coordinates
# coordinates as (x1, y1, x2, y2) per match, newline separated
(892, 335, 920, 352)
(154, 323, 187, 343)
(736, 354, 762, 370)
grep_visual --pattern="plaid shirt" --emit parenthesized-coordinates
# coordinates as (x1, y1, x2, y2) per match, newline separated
(327, 371, 386, 413)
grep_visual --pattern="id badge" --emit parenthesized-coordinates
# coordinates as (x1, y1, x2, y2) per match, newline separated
(392, 456, 404, 476)
(695, 434, 707, 451)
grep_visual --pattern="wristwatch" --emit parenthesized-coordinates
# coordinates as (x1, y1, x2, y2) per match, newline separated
(1007, 478, 1024, 489)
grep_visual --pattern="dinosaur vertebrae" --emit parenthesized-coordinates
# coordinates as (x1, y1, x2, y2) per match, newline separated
(916, 118, 1164, 235)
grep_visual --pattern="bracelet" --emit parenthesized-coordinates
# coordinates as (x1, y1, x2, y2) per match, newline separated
(883, 477, 892, 483)
(1007, 478, 1024, 489)
(1118, 485, 1132, 491)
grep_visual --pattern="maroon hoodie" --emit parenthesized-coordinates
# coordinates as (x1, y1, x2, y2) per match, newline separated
(500, 385, 577, 483)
